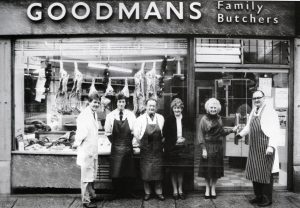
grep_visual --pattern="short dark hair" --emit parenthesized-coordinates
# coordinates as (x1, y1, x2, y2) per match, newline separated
(116, 93, 127, 101)
(254, 90, 265, 97)
(88, 92, 100, 102)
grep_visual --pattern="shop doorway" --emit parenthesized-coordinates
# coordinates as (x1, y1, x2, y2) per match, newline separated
(193, 71, 288, 190)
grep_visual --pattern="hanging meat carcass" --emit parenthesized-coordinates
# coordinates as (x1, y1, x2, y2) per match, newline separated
(105, 78, 114, 96)
(133, 62, 146, 115)
(35, 62, 47, 102)
(146, 61, 157, 100)
(121, 78, 130, 98)
(69, 62, 83, 113)
(88, 78, 98, 96)
(55, 61, 70, 114)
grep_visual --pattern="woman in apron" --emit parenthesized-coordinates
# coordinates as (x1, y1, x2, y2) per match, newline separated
(134, 98, 165, 201)
(105, 93, 137, 199)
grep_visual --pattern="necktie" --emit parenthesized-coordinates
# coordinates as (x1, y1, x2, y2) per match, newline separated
(255, 107, 259, 114)
(93, 112, 96, 120)
(119, 110, 123, 121)
(149, 114, 154, 120)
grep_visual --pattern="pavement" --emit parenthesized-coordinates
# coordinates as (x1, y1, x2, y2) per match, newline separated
(1, 191, 300, 208)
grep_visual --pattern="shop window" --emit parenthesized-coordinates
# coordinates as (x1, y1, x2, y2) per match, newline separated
(196, 38, 290, 65)
(14, 38, 188, 153)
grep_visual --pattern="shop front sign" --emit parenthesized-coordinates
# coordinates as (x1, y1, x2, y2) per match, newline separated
(0, 0, 295, 36)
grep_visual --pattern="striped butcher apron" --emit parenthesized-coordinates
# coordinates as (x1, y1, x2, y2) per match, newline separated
(140, 117, 163, 181)
(245, 107, 274, 184)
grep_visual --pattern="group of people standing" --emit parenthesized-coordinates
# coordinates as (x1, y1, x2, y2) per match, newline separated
(73, 90, 280, 208)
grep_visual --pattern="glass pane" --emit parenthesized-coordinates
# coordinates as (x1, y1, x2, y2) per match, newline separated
(14, 38, 188, 152)
(194, 71, 288, 189)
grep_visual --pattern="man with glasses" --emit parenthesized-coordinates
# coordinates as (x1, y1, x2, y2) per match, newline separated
(235, 90, 280, 207)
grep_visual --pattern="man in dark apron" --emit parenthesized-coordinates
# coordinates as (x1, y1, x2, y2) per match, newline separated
(104, 93, 137, 199)
(236, 90, 280, 207)
(134, 98, 165, 201)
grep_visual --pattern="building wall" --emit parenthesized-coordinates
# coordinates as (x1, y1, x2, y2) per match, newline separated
(294, 38, 300, 192)
(0, 39, 12, 194)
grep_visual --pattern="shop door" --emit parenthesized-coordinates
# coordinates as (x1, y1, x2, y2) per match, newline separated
(194, 71, 289, 190)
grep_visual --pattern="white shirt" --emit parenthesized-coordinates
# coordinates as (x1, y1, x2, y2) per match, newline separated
(253, 103, 266, 116)
(175, 114, 183, 138)
(104, 109, 136, 136)
(134, 113, 164, 140)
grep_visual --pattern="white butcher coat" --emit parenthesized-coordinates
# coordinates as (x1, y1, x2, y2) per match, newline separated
(74, 106, 99, 182)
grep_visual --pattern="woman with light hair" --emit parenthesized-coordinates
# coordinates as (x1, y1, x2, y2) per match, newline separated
(198, 98, 237, 199)
(163, 98, 193, 200)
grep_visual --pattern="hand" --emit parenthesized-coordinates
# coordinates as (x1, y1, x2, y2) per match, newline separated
(202, 149, 207, 159)
(234, 134, 242, 145)
(266, 146, 274, 155)
(72, 144, 78, 149)
(176, 137, 185, 145)
(232, 125, 239, 133)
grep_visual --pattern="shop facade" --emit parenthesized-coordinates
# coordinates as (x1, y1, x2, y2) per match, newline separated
(0, 0, 299, 194)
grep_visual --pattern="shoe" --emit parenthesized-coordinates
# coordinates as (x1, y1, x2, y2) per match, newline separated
(144, 194, 151, 201)
(156, 194, 165, 201)
(211, 194, 217, 199)
(179, 193, 186, 200)
(82, 202, 97, 208)
(257, 196, 272, 207)
(249, 196, 263, 204)
(173, 193, 179, 200)
(204, 194, 210, 199)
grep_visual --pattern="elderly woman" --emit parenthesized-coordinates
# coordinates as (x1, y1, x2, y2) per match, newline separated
(163, 98, 193, 200)
(198, 98, 237, 199)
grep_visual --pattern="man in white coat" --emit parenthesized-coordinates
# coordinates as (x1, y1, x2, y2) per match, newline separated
(235, 90, 280, 207)
(73, 93, 100, 208)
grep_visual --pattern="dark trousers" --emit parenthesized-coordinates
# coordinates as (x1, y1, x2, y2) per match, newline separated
(112, 178, 135, 195)
(252, 174, 274, 202)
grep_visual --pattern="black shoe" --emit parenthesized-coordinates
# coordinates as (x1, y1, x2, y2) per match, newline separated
(156, 194, 165, 201)
(173, 193, 179, 200)
(179, 193, 186, 200)
(204, 194, 210, 199)
(249, 196, 263, 204)
(144, 194, 151, 201)
(257, 196, 272, 207)
(82, 202, 97, 208)
(211, 194, 217, 199)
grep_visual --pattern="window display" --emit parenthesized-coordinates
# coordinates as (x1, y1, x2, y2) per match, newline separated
(14, 38, 188, 153)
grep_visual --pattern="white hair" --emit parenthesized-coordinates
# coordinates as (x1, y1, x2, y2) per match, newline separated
(204, 98, 221, 114)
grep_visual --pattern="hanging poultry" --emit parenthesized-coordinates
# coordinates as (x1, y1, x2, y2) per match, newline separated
(105, 77, 115, 96)
(55, 60, 70, 114)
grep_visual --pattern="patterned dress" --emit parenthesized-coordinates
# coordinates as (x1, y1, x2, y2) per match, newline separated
(198, 114, 232, 179)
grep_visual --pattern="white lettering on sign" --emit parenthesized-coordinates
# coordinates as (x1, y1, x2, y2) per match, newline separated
(144, 2, 162, 20)
(119, 2, 140, 20)
(27, 2, 42, 21)
(96, 3, 113, 20)
(72, 2, 90, 20)
(216, 1, 279, 24)
(189, 2, 202, 20)
(166, 2, 183, 20)
(47, 3, 66, 21)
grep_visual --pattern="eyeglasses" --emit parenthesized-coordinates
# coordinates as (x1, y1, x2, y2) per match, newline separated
(252, 96, 264, 100)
